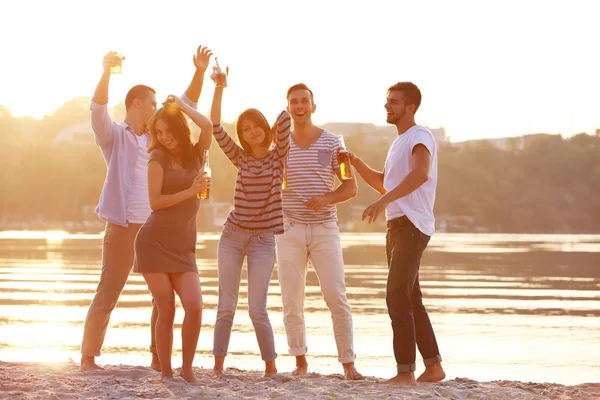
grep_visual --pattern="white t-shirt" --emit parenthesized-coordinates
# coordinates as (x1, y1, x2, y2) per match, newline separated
(383, 125, 437, 236)
(126, 133, 152, 224)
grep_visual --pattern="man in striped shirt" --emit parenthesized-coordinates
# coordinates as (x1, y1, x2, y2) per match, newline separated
(275, 83, 363, 380)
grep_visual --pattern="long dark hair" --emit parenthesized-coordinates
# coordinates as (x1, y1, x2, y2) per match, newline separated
(148, 104, 197, 169)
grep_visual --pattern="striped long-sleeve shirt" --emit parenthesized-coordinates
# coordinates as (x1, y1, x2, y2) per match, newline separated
(213, 111, 291, 234)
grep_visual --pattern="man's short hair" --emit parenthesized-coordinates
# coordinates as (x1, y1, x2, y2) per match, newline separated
(125, 85, 156, 111)
(286, 83, 314, 103)
(387, 82, 422, 113)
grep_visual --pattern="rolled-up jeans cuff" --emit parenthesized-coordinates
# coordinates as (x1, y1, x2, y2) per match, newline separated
(262, 352, 278, 362)
(339, 354, 356, 364)
(424, 355, 442, 367)
(397, 363, 416, 373)
(288, 345, 308, 357)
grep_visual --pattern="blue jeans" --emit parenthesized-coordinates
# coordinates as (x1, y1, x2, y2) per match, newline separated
(386, 216, 442, 373)
(213, 224, 278, 361)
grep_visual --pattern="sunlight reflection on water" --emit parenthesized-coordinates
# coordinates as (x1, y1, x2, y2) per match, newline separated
(0, 231, 599, 385)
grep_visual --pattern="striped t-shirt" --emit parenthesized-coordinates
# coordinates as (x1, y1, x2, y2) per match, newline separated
(213, 112, 291, 234)
(282, 130, 341, 223)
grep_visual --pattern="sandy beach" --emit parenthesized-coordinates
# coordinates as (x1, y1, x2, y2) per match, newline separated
(0, 361, 597, 400)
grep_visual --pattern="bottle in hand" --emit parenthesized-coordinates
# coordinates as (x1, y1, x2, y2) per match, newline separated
(197, 150, 211, 199)
(282, 165, 288, 190)
(337, 135, 353, 180)
(110, 53, 125, 74)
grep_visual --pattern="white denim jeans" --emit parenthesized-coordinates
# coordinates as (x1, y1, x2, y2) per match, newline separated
(275, 217, 356, 363)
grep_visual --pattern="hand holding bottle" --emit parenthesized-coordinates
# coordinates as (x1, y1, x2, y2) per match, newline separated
(188, 171, 211, 198)
(210, 57, 229, 87)
(103, 51, 125, 74)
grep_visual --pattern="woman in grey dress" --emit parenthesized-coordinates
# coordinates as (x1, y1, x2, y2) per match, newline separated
(134, 95, 212, 382)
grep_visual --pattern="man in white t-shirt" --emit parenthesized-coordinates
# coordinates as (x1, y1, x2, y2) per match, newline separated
(348, 82, 445, 385)
(80, 46, 213, 371)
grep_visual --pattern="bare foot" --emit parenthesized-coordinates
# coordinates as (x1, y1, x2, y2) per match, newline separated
(180, 368, 200, 384)
(80, 356, 104, 372)
(213, 356, 225, 378)
(383, 372, 418, 386)
(212, 368, 224, 378)
(342, 363, 363, 380)
(417, 362, 446, 383)
(291, 363, 308, 376)
(159, 368, 175, 381)
(150, 353, 161, 372)
(264, 360, 277, 377)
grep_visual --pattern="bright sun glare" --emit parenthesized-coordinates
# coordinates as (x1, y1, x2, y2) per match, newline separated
(1, 1, 599, 142)
(0, 230, 69, 241)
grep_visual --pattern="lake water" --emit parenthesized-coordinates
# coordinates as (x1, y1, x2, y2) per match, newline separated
(0, 231, 598, 385)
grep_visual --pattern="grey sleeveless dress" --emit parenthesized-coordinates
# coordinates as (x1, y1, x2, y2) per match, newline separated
(134, 147, 201, 273)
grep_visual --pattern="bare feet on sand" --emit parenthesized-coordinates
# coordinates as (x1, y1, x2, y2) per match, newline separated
(80, 356, 104, 372)
(382, 372, 418, 386)
(212, 368, 224, 378)
(264, 360, 277, 377)
(291, 355, 308, 376)
(150, 353, 161, 372)
(159, 369, 176, 381)
(343, 362, 364, 380)
(291, 363, 308, 376)
(213, 356, 225, 378)
(180, 368, 200, 384)
(417, 362, 446, 383)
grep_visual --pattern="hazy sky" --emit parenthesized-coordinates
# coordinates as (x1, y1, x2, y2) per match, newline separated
(2, 0, 599, 142)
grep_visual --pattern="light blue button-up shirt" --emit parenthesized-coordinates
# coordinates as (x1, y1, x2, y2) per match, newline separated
(91, 93, 197, 227)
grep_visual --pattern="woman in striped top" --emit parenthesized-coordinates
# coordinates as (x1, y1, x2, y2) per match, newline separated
(209, 66, 291, 377)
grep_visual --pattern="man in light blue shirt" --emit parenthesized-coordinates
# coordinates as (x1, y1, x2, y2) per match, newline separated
(80, 46, 213, 371)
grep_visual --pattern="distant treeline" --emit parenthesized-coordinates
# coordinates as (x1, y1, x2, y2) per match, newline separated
(1, 98, 599, 233)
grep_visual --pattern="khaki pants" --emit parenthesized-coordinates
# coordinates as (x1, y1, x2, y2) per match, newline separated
(81, 222, 157, 357)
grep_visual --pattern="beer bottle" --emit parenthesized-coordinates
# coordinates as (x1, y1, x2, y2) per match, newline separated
(337, 135, 353, 180)
(197, 150, 211, 199)
(282, 162, 288, 190)
(110, 53, 124, 74)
